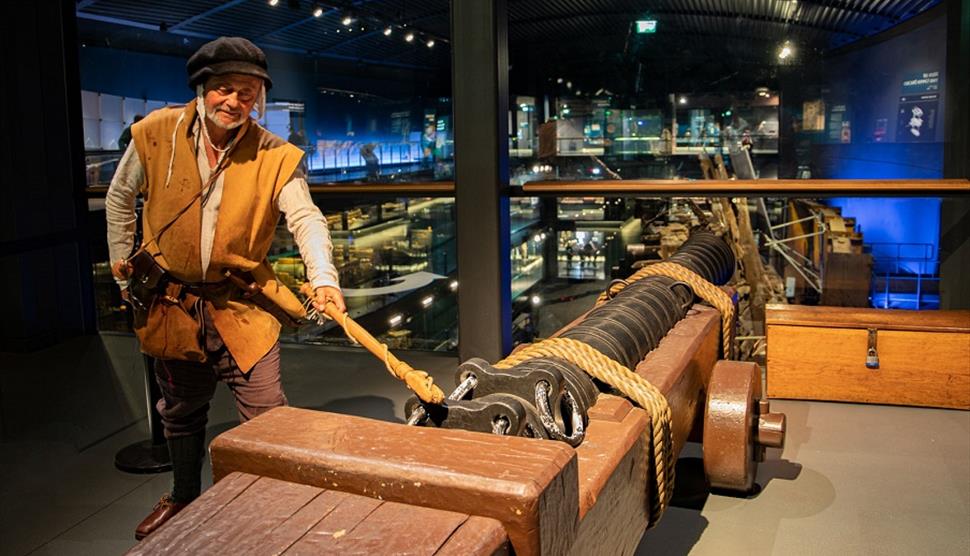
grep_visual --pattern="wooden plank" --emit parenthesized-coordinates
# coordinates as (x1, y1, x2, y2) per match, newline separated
(767, 324, 970, 409)
(436, 516, 510, 556)
(766, 304, 970, 333)
(282, 491, 383, 555)
(210, 408, 578, 556)
(242, 490, 353, 556)
(125, 472, 259, 555)
(322, 501, 468, 554)
(520, 178, 970, 195)
(177, 476, 321, 555)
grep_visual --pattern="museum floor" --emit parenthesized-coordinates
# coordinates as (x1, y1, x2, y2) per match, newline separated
(1, 334, 968, 555)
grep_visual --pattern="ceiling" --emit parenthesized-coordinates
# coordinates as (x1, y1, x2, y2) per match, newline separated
(75, 0, 943, 96)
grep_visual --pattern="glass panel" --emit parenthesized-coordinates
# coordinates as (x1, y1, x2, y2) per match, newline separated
(86, 194, 459, 351)
(512, 195, 955, 358)
(505, 2, 961, 357)
(76, 1, 452, 186)
(277, 196, 458, 351)
(507, 2, 949, 181)
(79, 1, 458, 351)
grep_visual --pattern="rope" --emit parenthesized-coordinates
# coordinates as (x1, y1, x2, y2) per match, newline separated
(495, 337, 674, 527)
(596, 261, 736, 358)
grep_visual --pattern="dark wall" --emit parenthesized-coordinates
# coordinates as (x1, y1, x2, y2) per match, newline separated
(0, 1, 93, 350)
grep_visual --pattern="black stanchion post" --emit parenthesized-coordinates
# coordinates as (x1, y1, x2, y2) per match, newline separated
(114, 355, 171, 473)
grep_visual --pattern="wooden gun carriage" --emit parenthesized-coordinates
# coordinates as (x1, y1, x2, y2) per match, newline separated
(127, 231, 787, 555)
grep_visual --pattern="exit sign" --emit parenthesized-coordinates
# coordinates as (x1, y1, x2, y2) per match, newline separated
(636, 20, 657, 33)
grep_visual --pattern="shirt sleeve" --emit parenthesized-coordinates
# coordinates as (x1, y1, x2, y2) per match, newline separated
(105, 143, 145, 288)
(277, 168, 341, 290)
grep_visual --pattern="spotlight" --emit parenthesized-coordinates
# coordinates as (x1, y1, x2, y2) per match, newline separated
(566, 81, 572, 89)
(383, 26, 392, 36)
(389, 314, 403, 327)
(556, 77, 564, 84)
(534, 234, 542, 243)
(313, 5, 323, 17)
(404, 32, 415, 42)
(421, 296, 434, 307)
(268, 0, 279, 6)
(531, 295, 541, 306)
(449, 280, 458, 291)
(341, 15, 353, 25)
(778, 42, 793, 60)
(679, 96, 687, 104)
(426, 39, 435, 48)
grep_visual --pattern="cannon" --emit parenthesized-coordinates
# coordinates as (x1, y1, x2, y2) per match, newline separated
(128, 229, 788, 556)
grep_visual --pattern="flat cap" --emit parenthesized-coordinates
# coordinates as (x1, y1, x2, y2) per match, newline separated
(187, 36, 272, 90)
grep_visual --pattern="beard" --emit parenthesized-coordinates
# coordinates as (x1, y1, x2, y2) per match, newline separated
(205, 105, 246, 130)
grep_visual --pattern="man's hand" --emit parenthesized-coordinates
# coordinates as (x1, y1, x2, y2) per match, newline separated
(111, 259, 133, 281)
(312, 286, 346, 315)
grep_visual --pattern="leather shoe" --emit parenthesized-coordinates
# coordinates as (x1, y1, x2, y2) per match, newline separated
(135, 494, 188, 540)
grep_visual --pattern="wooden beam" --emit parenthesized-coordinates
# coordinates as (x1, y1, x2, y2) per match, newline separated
(520, 179, 970, 196)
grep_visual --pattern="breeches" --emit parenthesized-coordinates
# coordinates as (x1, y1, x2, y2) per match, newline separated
(153, 306, 287, 438)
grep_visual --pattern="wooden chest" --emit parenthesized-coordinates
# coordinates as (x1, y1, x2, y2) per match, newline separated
(766, 304, 970, 409)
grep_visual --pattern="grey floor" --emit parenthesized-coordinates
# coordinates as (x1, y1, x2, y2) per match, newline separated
(1, 334, 968, 555)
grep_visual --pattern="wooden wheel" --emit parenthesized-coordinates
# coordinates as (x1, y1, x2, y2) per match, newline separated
(703, 360, 762, 492)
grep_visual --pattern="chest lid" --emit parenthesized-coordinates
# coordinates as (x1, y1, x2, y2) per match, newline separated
(766, 304, 970, 333)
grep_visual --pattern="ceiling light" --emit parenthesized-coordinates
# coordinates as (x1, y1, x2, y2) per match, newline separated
(389, 314, 403, 326)
(313, 5, 323, 17)
(426, 39, 435, 48)
(566, 81, 572, 89)
(531, 295, 541, 306)
(383, 26, 393, 36)
(421, 296, 434, 307)
(778, 42, 793, 60)
(679, 96, 687, 104)
(268, 0, 279, 6)
(449, 280, 458, 291)
(404, 32, 415, 42)
(341, 15, 353, 25)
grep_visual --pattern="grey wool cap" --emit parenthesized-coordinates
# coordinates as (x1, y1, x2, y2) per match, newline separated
(186, 36, 273, 90)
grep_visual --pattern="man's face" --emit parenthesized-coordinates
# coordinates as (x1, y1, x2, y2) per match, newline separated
(203, 74, 262, 130)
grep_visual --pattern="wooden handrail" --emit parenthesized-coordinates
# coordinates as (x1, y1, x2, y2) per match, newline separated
(86, 182, 455, 197)
(519, 179, 970, 196)
(86, 179, 969, 198)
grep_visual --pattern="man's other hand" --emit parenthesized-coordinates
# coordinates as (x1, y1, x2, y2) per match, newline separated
(313, 286, 346, 315)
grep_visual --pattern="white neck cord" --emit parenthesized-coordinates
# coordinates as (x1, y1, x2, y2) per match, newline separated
(200, 117, 233, 154)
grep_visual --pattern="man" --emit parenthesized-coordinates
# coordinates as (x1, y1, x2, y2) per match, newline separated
(105, 37, 345, 540)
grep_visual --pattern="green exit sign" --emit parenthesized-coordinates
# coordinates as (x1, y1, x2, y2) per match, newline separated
(636, 20, 657, 33)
